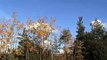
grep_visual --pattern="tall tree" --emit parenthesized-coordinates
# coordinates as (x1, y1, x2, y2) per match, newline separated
(76, 17, 85, 41)
(73, 40, 84, 60)
(85, 19, 107, 60)
(16, 28, 36, 60)
(75, 17, 85, 60)
(60, 29, 73, 60)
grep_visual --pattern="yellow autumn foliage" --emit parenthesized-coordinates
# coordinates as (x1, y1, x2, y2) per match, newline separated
(16, 49, 24, 56)
(0, 19, 23, 50)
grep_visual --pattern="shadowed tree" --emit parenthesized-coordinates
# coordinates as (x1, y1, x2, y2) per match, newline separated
(85, 19, 107, 60)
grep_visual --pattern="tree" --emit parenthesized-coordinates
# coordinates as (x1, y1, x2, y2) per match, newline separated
(85, 19, 107, 60)
(16, 28, 36, 60)
(76, 17, 85, 41)
(0, 18, 23, 60)
(60, 29, 73, 60)
(75, 17, 85, 60)
(73, 40, 84, 60)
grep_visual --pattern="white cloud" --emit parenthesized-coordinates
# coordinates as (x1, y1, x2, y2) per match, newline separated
(97, 19, 102, 24)
(44, 40, 51, 45)
(52, 29, 58, 34)
(102, 23, 107, 28)
(58, 49, 64, 54)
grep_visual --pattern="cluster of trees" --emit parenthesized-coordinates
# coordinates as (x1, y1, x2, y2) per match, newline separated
(0, 16, 107, 60)
(76, 17, 107, 60)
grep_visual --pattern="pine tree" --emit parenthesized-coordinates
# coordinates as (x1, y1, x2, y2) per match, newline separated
(75, 17, 85, 60)
(76, 17, 85, 41)
(73, 40, 84, 60)
(17, 28, 36, 60)
(85, 19, 107, 60)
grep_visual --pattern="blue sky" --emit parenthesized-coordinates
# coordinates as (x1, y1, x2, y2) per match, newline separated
(0, 0, 107, 37)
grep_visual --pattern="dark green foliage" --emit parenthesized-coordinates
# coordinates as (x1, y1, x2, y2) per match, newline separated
(1, 17, 107, 60)
(75, 16, 85, 60)
(76, 17, 85, 41)
(84, 19, 107, 60)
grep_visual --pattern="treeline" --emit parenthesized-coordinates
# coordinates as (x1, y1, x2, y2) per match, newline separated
(0, 16, 107, 60)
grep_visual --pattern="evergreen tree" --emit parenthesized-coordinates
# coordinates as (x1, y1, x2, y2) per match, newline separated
(73, 40, 84, 60)
(85, 19, 107, 60)
(76, 17, 85, 41)
(75, 17, 85, 60)
(16, 28, 36, 60)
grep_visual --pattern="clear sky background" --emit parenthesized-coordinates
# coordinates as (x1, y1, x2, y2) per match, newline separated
(0, 0, 107, 37)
